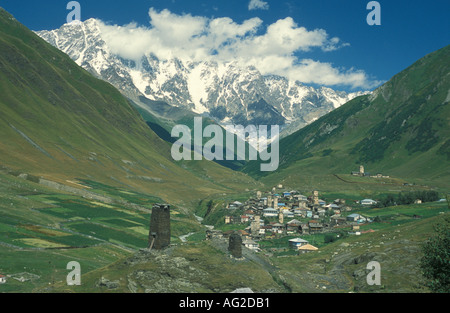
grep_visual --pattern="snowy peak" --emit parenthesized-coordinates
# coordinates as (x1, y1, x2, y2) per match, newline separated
(36, 20, 370, 131)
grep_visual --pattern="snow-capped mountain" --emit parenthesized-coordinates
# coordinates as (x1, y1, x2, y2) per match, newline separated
(36, 19, 369, 132)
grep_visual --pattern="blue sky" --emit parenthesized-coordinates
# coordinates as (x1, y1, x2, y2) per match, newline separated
(1, 0, 449, 91)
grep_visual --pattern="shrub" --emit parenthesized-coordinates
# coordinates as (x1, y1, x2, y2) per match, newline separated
(379, 191, 440, 207)
(420, 216, 450, 293)
(324, 234, 336, 244)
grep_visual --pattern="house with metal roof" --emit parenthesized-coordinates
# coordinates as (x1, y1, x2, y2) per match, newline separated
(243, 239, 260, 251)
(360, 199, 377, 206)
(263, 208, 278, 217)
(289, 238, 309, 248)
(347, 213, 361, 222)
(347, 213, 368, 223)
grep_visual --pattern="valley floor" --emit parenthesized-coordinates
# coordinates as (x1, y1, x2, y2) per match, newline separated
(0, 168, 448, 293)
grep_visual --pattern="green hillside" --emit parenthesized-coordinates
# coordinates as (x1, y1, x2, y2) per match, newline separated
(0, 7, 448, 294)
(0, 8, 264, 292)
(243, 45, 450, 189)
(133, 100, 258, 171)
(32, 206, 450, 293)
(0, 8, 260, 207)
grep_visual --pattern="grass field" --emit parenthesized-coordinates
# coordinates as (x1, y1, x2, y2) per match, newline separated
(0, 149, 447, 293)
(0, 165, 448, 293)
(0, 170, 206, 291)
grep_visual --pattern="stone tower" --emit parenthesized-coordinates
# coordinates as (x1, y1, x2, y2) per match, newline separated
(313, 190, 319, 205)
(228, 232, 243, 259)
(148, 204, 171, 250)
(359, 165, 365, 175)
(274, 196, 279, 210)
(251, 215, 261, 236)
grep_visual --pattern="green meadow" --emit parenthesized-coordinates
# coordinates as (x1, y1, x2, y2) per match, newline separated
(0, 170, 202, 291)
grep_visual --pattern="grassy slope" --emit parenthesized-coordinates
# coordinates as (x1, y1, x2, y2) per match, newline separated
(0, 9, 264, 292)
(274, 211, 449, 293)
(47, 242, 284, 293)
(134, 102, 259, 171)
(0, 8, 261, 208)
(37, 202, 449, 293)
(243, 45, 450, 190)
(0, 170, 132, 292)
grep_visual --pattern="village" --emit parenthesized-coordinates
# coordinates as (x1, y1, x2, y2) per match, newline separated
(206, 182, 378, 255)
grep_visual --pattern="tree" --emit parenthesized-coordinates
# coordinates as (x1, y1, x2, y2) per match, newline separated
(420, 215, 450, 292)
(380, 194, 396, 207)
(324, 234, 335, 244)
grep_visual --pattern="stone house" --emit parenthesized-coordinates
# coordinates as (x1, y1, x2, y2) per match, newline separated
(243, 239, 260, 251)
(240, 215, 250, 223)
(299, 223, 309, 234)
(272, 223, 285, 234)
(286, 219, 302, 233)
(308, 221, 324, 233)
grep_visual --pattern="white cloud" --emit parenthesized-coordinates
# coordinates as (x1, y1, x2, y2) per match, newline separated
(248, 0, 269, 11)
(100, 22, 154, 61)
(284, 59, 378, 88)
(97, 8, 378, 89)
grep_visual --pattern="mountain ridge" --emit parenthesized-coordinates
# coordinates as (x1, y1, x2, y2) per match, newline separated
(36, 18, 369, 133)
(242, 44, 450, 188)
(0, 8, 261, 206)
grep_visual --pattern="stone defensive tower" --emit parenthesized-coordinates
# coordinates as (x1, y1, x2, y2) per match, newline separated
(359, 165, 365, 175)
(148, 204, 171, 250)
(313, 190, 319, 205)
(228, 232, 243, 259)
(279, 211, 284, 224)
(251, 215, 261, 236)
